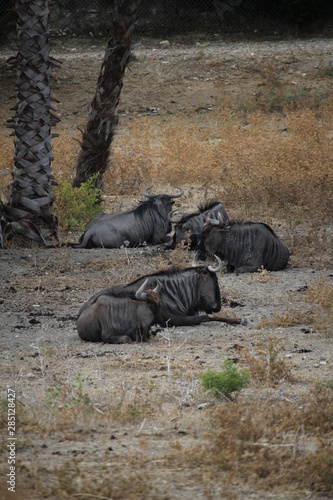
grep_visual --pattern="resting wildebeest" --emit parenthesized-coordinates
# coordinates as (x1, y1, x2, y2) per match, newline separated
(77, 279, 161, 344)
(198, 219, 290, 273)
(164, 200, 230, 250)
(78, 255, 241, 327)
(72, 186, 184, 248)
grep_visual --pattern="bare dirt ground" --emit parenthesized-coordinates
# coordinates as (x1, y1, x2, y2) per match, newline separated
(0, 35, 333, 499)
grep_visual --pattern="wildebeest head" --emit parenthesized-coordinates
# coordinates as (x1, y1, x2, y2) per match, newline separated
(191, 253, 222, 313)
(76, 278, 163, 344)
(143, 186, 185, 234)
(135, 278, 160, 303)
(166, 200, 229, 250)
(197, 216, 230, 260)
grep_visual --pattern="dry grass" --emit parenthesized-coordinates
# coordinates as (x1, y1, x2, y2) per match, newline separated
(256, 307, 309, 329)
(239, 336, 293, 386)
(174, 385, 333, 494)
(1, 94, 332, 227)
(306, 278, 333, 336)
(255, 277, 333, 335)
(102, 101, 333, 225)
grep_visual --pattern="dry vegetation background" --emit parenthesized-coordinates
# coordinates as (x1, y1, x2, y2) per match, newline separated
(0, 34, 333, 499)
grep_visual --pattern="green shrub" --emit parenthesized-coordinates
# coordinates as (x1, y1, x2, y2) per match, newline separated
(53, 175, 104, 231)
(200, 360, 250, 399)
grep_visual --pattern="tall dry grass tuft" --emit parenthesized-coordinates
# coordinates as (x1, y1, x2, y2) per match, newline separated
(239, 336, 293, 386)
(306, 278, 333, 336)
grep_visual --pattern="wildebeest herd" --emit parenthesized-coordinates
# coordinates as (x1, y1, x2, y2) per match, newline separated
(73, 186, 290, 344)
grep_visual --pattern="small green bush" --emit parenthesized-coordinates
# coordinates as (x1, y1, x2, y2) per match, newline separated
(53, 175, 104, 231)
(200, 360, 250, 399)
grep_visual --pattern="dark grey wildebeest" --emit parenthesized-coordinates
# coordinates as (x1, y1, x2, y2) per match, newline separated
(78, 255, 241, 327)
(164, 200, 230, 250)
(77, 279, 162, 344)
(198, 219, 290, 273)
(72, 186, 184, 248)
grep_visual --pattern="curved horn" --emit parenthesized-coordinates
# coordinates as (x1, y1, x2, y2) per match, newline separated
(168, 209, 182, 224)
(218, 212, 226, 226)
(135, 278, 149, 299)
(192, 251, 199, 267)
(208, 218, 220, 226)
(168, 186, 184, 199)
(144, 186, 185, 199)
(153, 280, 162, 294)
(208, 254, 223, 273)
(143, 186, 156, 199)
(168, 186, 185, 198)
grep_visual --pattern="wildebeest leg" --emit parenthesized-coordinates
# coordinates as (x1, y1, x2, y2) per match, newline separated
(134, 325, 151, 342)
(205, 315, 243, 325)
(165, 314, 208, 326)
(166, 314, 241, 326)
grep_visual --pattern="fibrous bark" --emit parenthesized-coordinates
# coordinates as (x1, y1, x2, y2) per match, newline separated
(72, 0, 139, 189)
(2, 0, 59, 245)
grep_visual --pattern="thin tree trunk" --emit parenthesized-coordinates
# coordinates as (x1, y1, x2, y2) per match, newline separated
(2, 0, 59, 245)
(72, 0, 139, 190)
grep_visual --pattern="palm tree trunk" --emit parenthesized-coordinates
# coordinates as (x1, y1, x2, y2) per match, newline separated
(2, 0, 59, 245)
(72, 0, 139, 190)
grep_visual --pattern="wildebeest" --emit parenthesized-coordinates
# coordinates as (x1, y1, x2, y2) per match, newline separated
(77, 279, 162, 344)
(198, 219, 290, 273)
(78, 255, 241, 327)
(72, 186, 184, 248)
(164, 200, 229, 250)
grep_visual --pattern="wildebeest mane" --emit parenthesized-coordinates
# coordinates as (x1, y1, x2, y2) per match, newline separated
(135, 196, 172, 216)
(134, 198, 156, 216)
(228, 220, 279, 236)
(177, 200, 221, 225)
(197, 199, 222, 212)
(127, 265, 217, 288)
(102, 287, 137, 299)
